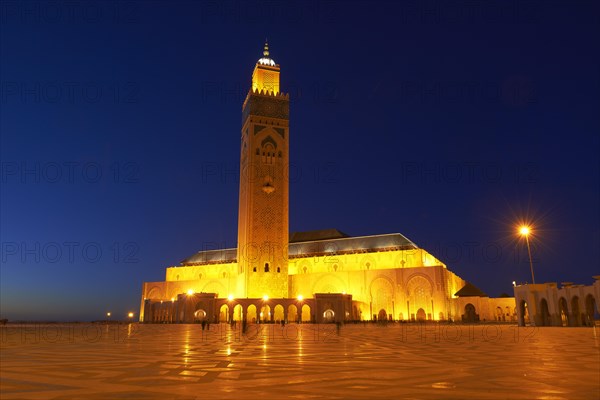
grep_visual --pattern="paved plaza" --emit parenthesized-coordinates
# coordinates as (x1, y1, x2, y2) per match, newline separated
(1, 323, 599, 399)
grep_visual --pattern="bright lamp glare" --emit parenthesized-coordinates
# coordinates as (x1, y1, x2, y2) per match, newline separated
(519, 226, 530, 236)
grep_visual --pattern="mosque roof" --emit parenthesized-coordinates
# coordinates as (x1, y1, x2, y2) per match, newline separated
(454, 282, 488, 297)
(288, 233, 417, 258)
(290, 228, 350, 243)
(179, 231, 418, 265)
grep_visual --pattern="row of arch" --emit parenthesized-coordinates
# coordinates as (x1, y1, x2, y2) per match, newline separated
(146, 300, 315, 324)
(211, 303, 312, 323)
(520, 294, 598, 326)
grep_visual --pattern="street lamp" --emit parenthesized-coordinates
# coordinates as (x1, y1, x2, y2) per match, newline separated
(519, 225, 535, 284)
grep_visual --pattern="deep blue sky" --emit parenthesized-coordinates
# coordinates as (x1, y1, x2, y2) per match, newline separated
(1, 1, 598, 321)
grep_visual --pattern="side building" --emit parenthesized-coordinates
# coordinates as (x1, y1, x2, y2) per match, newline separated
(514, 277, 600, 326)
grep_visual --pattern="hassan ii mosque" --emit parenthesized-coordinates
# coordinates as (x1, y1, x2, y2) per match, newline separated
(139, 42, 520, 325)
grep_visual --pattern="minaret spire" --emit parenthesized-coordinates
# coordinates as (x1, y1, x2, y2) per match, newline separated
(252, 39, 279, 93)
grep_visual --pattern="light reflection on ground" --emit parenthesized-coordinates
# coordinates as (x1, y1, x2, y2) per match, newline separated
(1, 323, 599, 399)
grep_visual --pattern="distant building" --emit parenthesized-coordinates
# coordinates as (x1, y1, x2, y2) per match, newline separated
(514, 278, 600, 326)
(140, 43, 514, 324)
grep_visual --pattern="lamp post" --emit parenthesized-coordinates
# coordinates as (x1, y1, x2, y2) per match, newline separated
(519, 226, 535, 284)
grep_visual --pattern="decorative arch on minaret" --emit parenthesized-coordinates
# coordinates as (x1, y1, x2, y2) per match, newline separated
(258, 133, 284, 165)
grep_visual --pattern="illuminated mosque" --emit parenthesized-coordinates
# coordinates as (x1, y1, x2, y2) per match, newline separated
(140, 43, 515, 324)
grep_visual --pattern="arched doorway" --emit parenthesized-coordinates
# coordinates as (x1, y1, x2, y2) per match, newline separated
(301, 304, 311, 322)
(378, 309, 387, 321)
(219, 304, 229, 323)
(416, 308, 426, 322)
(496, 307, 503, 322)
(273, 304, 284, 322)
(585, 295, 598, 326)
(571, 296, 581, 326)
(194, 309, 207, 322)
(288, 304, 298, 323)
(323, 309, 335, 323)
(519, 301, 529, 326)
(247, 304, 257, 323)
(540, 298, 551, 326)
(260, 304, 271, 323)
(464, 303, 477, 323)
(233, 304, 243, 322)
(558, 297, 568, 326)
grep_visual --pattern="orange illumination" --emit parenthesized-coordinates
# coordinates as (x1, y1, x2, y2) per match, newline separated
(128, 312, 134, 318)
(252, 65, 280, 95)
(519, 226, 531, 236)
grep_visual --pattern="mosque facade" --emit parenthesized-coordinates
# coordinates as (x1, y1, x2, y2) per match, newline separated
(140, 43, 515, 324)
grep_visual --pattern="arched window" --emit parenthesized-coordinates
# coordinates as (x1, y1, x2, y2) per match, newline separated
(253, 267, 257, 272)
(277, 267, 281, 273)
(264, 263, 270, 272)
(262, 145, 275, 164)
(261, 136, 277, 164)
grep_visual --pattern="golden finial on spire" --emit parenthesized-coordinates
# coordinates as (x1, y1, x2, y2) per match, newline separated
(257, 39, 276, 67)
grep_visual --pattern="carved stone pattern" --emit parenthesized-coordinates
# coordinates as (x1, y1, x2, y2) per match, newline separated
(242, 95, 289, 124)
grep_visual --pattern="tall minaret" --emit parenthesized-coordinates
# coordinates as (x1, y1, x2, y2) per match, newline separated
(236, 41, 290, 298)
